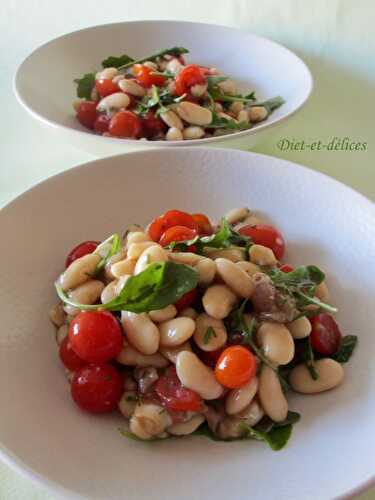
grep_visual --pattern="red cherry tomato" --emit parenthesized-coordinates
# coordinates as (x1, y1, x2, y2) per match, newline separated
(279, 264, 294, 273)
(133, 64, 166, 88)
(215, 345, 257, 388)
(95, 78, 119, 97)
(109, 111, 142, 138)
(159, 225, 198, 247)
(155, 366, 202, 412)
(239, 224, 285, 260)
(175, 65, 206, 96)
(71, 363, 123, 413)
(76, 101, 97, 129)
(69, 311, 123, 363)
(59, 337, 87, 371)
(141, 110, 167, 138)
(148, 210, 199, 242)
(65, 240, 99, 268)
(93, 114, 110, 134)
(174, 287, 198, 312)
(310, 313, 342, 356)
(192, 213, 213, 236)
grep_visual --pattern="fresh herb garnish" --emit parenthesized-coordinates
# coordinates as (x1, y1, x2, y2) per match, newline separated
(74, 73, 95, 99)
(94, 233, 121, 273)
(332, 335, 358, 363)
(56, 261, 198, 313)
(209, 87, 257, 104)
(250, 96, 285, 113)
(209, 115, 252, 130)
(206, 76, 229, 89)
(305, 337, 319, 380)
(117, 47, 189, 71)
(102, 54, 134, 68)
(203, 326, 217, 345)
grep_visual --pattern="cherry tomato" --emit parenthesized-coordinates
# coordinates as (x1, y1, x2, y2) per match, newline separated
(215, 345, 257, 388)
(155, 366, 202, 412)
(279, 264, 294, 273)
(174, 287, 198, 312)
(141, 110, 167, 138)
(310, 313, 342, 355)
(239, 224, 285, 260)
(159, 225, 198, 247)
(192, 213, 213, 236)
(71, 363, 123, 413)
(95, 78, 119, 97)
(148, 210, 198, 242)
(133, 64, 166, 88)
(65, 240, 99, 268)
(59, 337, 87, 371)
(93, 114, 110, 134)
(69, 311, 123, 363)
(76, 101, 97, 130)
(109, 111, 142, 138)
(175, 65, 206, 96)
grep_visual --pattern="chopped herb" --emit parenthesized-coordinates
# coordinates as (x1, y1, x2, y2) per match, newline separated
(332, 335, 358, 363)
(74, 73, 95, 99)
(305, 337, 319, 380)
(203, 326, 217, 344)
(102, 54, 134, 68)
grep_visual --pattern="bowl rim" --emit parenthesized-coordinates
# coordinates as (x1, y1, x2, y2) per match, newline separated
(1, 148, 374, 500)
(13, 19, 314, 147)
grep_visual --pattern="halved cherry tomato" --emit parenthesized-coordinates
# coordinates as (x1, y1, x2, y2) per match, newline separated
(148, 210, 198, 242)
(155, 366, 202, 412)
(76, 101, 97, 129)
(133, 64, 166, 88)
(141, 110, 167, 138)
(71, 363, 123, 413)
(69, 311, 123, 363)
(159, 225, 198, 247)
(174, 287, 198, 312)
(109, 111, 142, 138)
(310, 313, 342, 355)
(192, 213, 213, 236)
(59, 337, 87, 371)
(65, 240, 99, 268)
(239, 224, 285, 260)
(215, 345, 256, 388)
(279, 264, 294, 273)
(175, 64, 206, 96)
(93, 114, 110, 134)
(95, 78, 119, 97)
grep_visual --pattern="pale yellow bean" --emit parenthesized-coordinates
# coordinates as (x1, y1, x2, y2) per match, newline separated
(168, 414, 205, 436)
(160, 110, 183, 130)
(217, 402, 264, 438)
(175, 101, 212, 125)
(215, 258, 254, 298)
(316, 281, 330, 303)
(168, 252, 203, 266)
(49, 303, 66, 327)
(258, 365, 288, 422)
(218, 79, 237, 95)
(225, 377, 258, 415)
(178, 307, 198, 319)
(159, 317, 195, 347)
(204, 246, 246, 262)
(134, 245, 168, 274)
(56, 324, 68, 345)
(127, 241, 156, 259)
(118, 391, 138, 419)
(64, 280, 104, 316)
(111, 258, 137, 278)
(287, 316, 312, 339)
(121, 311, 160, 355)
(101, 280, 118, 304)
(236, 399, 264, 426)
(130, 403, 171, 440)
(96, 67, 118, 80)
(224, 207, 250, 225)
(257, 322, 295, 365)
(289, 359, 344, 394)
(190, 83, 207, 97)
(229, 101, 244, 115)
(126, 231, 150, 246)
(116, 343, 169, 368)
(237, 110, 250, 123)
(202, 284, 237, 319)
(166, 127, 183, 141)
(165, 58, 184, 74)
(149, 304, 177, 322)
(196, 258, 216, 286)
(96, 92, 130, 112)
(183, 126, 205, 140)
(104, 249, 126, 280)
(159, 341, 192, 363)
(193, 313, 227, 351)
(249, 244, 277, 266)
(249, 106, 268, 123)
(236, 261, 261, 276)
(59, 253, 101, 291)
(176, 351, 223, 399)
(118, 78, 145, 97)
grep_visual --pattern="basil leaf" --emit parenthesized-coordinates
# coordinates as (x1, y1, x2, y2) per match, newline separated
(209, 87, 258, 104)
(268, 265, 325, 288)
(203, 326, 217, 345)
(117, 47, 189, 71)
(255, 412, 301, 433)
(102, 54, 134, 68)
(201, 218, 251, 248)
(238, 422, 293, 451)
(250, 96, 284, 113)
(74, 73, 95, 99)
(332, 335, 358, 363)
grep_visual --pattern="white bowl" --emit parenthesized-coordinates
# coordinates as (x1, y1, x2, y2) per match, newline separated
(1, 148, 374, 500)
(14, 20, 312, 156)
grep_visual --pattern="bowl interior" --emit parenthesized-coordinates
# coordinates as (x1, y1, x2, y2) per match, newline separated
(15, 21, 312, 145)
(0, 148, 374, 500)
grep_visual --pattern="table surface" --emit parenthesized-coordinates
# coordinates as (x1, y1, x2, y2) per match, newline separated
(1, 1, 374, 498)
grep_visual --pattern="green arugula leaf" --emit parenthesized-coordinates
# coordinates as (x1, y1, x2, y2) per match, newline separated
(94, 233, 121, 272)
(332, 335, 358, 363)
(250, 96, 285, 113)
(117, 47, 189, 71)
(239, 423, 293, 451)
(305, 336, 319, 380)
(209, 87, 258, 104)
(203, 326, 217, 345)
(208, 115, 252, 130)
(255, 412, 301, 433)
(74, 73, 95, 99)
(206, 75, 229, 89)
(102, 54, 134, 68)
(244, 91, 256, 100)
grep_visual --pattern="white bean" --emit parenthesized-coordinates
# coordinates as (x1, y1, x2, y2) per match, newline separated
(118, 78, 145, 97)
(249, 244, 277, 266)
(215, 258, 255, 298)
(126, 231, 150, 246)
(236, 399, 264, 427)
(56, 324, 68, 345)
(183, 126, 205, 140)
(116, 342, 169, 368)
(316, 281, 330, 303)
(160, 110, 183, 130)
(218, 403, 264, 438)
(257, 322, 295, 365)
(237, 109, 250, 123)
(166, 127, 183, 141)
(218, 79, 237, 95)
(225, 377, 258, 415)
(159, 317, 195, 347)
(143, 60, 158, 71)
(101, 280, 118, 304)
(134, 245, 168, 275)
(115, 274, 130, 295)
(104, 249, 126, 280)
(229, 101, 244, 115)
(118, 391, 138, 419)
(127, 241, 156, 259)
(168, 252, 203, 266)
(96, 92, 130, 112)
(59, 253, 101, 291)
(249, 106, 268, 123)
(159, 341, 192, 363)
(190, 83, 207, 97)
(287, 316, 312, 339)
(111, 258, 137, 278)
(202, 284, 237, 319)
(64, 280, 104, 316)
(49, 303, 66, 327)
(166, 58, 184, 74)
(168, 414, 205, 436)
(204, 247, 246, 262)
(236, 261, 261, 276)
(149, 304, 177, 322)
(258, 365, 288, 422)
(179, 307, 198, 320)
(176, 351, 223, 400)
(96, 67, 118, 80)
(130, 403, 171, 440)
(289, 358, 344, 394)
(196, 258, 216, 286)
(193, 313, 227, 351)
(121, 311, 160, 355)
(175, 101, 212, 125)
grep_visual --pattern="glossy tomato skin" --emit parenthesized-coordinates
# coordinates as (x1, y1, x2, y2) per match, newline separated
(59, 337, 87, 371)
(215, 345, 256, 388)
(279, 264, 294, 273)
(148, 210, 198, 242)
(69, 311, 123, 363)
(174, 287, 198, 312)
(65, 240, 99, 268)
(141, 111, 167, 138)
(159, 225, 198, 247)
(155, 366, 202, 412)
(71, 363, 123, 413)
(133, 64, 166, 88)
(95, 78, 119, 97)
(310, 313, 342, 355)
(109, 111, 142, 138)
(76, 101, 97, 129)
(175, 65, 206, 96)
(93, 114, 110, 134)
(192, 213, 213, 236)
(239, 224, 285, 260)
